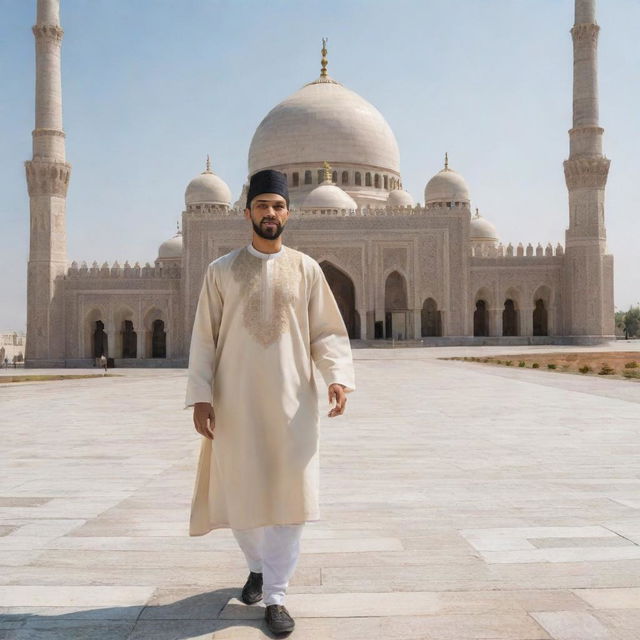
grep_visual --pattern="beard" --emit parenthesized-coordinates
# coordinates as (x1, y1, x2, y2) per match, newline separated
(252, 218, 285, 240)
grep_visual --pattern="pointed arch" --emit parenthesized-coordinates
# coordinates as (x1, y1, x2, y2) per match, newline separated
(385, 270, 408, 339)
(84, 308, 108, 358)
(319, 261, 359, 339)
(502, 299, 519, 336)
(421, 297, 442, 337)
(114, 305, 137, 358)
(474, 299, 489, 337)
(532, 285, 552, 336)
(143, 307, 166, 358)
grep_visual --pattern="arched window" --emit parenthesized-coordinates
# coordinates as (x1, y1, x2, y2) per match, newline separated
(533, 299, 548, 336)
(283, 173, 287, 184)
(474, 300, 489, 337)
(355, 172, 362, 186)
(421, 298, 442, 337)
(332, 171, 337, 184)
(121, 320, 137, 358)
(374, 174, 380, 188)
(152, 319, 167, 358)
(93, 320, 108, 358)
(317, 169, 324, 184)
(502, 299, 519, 336)
(383, 175, 388, 189)
(365, 172, 372, 187)
(342, 171, 349, 185)
(292, 172, 299, 187)
(304, 170, 312, 185)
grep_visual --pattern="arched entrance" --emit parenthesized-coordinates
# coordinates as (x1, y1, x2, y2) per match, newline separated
(502, 299, 519, 336)
(385, 271, 408, 339)
(93, 320, 108, 358)
(151, 319, 167, 358)
(421, 298, 442, 337)
(474, 300, 489, 337)
(121, 320, 137, 358)
(319, 262, 359, 339)
(533, 299, 548, 336)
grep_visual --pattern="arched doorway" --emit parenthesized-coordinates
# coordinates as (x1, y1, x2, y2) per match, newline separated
(533, 299, 548, 336)
(502, 299, 519, 336)
(320, 262, 358, 339)
(474, 300, 489, 337)
(93, 320, 108, 358)
(385, 271, 408, 339)
(121, 320, 137, 358)
(151, 319, 167, 358)
(421, 298, 442, 337)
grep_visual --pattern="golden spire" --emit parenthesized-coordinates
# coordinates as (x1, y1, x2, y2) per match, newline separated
(444, 152, 449, 170)
(475, 207, 480, 218)
(323, 160, 332, 182)
(320, 38, 328, 78)
(205, 154, 212, 173)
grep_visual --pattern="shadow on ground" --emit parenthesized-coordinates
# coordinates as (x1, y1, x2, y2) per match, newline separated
(0, 588, 284, 639)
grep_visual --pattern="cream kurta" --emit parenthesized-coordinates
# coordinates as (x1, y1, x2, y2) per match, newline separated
(185, 244, 355, 535)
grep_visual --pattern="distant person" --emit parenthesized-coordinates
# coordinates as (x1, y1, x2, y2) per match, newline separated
(99, 354, 107, 372)
(185, 169, 355, 635)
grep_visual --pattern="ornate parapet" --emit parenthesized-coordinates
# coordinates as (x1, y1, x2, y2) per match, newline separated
(25, 160, 71, 197)
(563, 156, 610, 189)
(67, 260, 181, 279)
(471, 242, 564, 259)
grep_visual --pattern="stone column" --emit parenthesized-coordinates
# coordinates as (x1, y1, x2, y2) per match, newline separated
(489, 308, 502, 337)
(136, 330, 145, 359)
(413, 309, 421, 339)
(521, 306, 534, 337)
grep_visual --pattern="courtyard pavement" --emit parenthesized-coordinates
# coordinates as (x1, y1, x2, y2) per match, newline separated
(1, 343, 640, 639)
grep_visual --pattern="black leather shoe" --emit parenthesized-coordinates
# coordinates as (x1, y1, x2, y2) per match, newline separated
(265, 604, 295, 635)
(240, 571, 263, 605)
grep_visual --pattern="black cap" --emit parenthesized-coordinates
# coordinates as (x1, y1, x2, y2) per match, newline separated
(246, 170, 289, 209)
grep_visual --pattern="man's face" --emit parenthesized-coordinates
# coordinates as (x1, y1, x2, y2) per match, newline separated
(245, 193, 289, 240)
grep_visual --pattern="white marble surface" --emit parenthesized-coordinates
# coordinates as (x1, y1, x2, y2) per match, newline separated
(1, 344, 640, 638)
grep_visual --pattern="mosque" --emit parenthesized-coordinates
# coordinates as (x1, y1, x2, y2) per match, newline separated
(25, 0, 615, 367)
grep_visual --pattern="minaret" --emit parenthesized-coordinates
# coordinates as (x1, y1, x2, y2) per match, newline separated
(563, 0, 614, 339)
(25, 0, 71, 365)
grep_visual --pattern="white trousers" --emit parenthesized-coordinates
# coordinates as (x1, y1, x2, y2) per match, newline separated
(232, 524, 304, 606)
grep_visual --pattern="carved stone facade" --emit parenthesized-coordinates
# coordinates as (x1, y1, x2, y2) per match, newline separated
(25, 0, 616, 367)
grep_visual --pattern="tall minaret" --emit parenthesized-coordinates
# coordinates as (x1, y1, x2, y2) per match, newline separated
(25, 0, 71, 365)
(563, 0, 614, 339)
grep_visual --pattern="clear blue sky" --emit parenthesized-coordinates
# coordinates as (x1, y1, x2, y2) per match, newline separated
(2, 0, 639, 331)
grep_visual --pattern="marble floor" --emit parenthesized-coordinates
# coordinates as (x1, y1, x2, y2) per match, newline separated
(1, 343, 639, 639)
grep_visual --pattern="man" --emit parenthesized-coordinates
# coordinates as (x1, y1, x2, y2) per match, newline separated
(185, 169, 355, 635)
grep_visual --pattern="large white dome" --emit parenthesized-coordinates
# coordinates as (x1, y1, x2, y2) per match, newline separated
(387, 189, 415, 208)
(470, 210, 499, 243)
(158, 230, 182, 260)
(248, 78, 400, 175)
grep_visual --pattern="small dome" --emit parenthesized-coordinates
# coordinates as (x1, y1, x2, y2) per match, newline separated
(425, 154, 470, 204)
(301, 166, 357, 211)
(470, 210, 499, 243)
(387, 189, 415, 208)
(158, 230, 183, 260)
(185, 157, 231, 206)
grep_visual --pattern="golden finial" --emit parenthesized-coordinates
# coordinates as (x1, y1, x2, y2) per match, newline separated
(444, 152, 449, 170)
(475, 207, 480, 218)
(323, 160, 332, 182)
(205, 154, 212, 173)
(320, 37, 328, 77)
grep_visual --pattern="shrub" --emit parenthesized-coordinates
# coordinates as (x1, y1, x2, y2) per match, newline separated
(496, 359, 502, 365)
(531, 362, 540, 369)
(519, 361, 526, 367)
(547, 363, 557, 370)
(505, 360, 513, 366)
(623, 370, 640, 379)
(598, 363, 615, 376)
(624, 361, 638, 369)
(578, 365, 592, 374)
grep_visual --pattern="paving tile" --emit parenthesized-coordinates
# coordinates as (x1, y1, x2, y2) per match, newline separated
(573, 587, 640, 609)
(0, 586, 154, 608)
(531, 611, 610, 640)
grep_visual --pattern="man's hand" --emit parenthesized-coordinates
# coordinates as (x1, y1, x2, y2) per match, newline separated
(328, 383, 347, 418)
(193, 402, 215, 439)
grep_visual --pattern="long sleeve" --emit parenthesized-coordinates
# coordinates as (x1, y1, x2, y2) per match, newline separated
(308, 266, 356, 392)
(184, 264, 223, 408)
